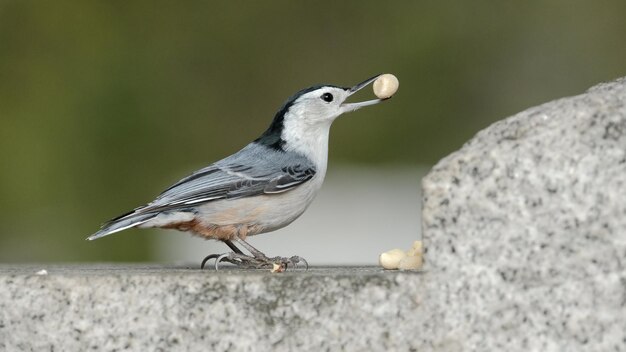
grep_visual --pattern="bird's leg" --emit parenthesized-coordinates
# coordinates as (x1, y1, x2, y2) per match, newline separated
(232, 237, 269, 259)
(224, 240, 244, 254)
(201, 237, 278, 270)
(200, 240, 247, 269)
(233, 236, 309, 270)
(200, 235, 308, 271)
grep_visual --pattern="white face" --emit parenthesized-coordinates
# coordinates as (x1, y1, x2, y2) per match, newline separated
(280, 87, 349, 169)
(280, 77, 383, 169)
(286, 76, 384, 128)
(289, 87, 354, 125)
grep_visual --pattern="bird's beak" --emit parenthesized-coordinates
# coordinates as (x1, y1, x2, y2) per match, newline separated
(341, 74, 384, 113)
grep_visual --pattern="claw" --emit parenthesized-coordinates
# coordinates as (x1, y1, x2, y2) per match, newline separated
(201, 254, 221, 269)
(200, 252, 242, 270)
(215, 253, 232, 270)
(284, 256, 308, 271)
(293, 256, 309, 271)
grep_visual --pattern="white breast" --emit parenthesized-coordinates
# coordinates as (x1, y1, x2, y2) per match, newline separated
(194, 172, 326, 234)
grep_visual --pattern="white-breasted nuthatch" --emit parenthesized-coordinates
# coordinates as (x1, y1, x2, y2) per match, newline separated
(88, 74, 396, 270)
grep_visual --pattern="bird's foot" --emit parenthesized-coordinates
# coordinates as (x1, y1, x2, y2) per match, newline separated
(200, 252, 308, 271)
(267, 255, 309, 271)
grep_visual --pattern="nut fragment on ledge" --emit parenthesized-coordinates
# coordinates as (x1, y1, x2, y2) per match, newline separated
(398, 255, 422, 270)
(379, 249, 406, 269)
(379, 240, 423, 271)
(270, 263, 285, 273)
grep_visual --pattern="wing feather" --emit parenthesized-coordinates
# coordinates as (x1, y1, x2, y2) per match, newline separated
(141, 143, 316, 213)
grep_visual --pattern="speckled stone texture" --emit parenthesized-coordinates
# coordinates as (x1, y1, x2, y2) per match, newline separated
(0, 265, 423, 351)
(422, 77, 626, 350)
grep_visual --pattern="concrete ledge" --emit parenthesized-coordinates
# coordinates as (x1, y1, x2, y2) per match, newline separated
(0, 264, 424, 351)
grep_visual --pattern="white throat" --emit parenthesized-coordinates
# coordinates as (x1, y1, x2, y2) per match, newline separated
(281, 109, 333, 175)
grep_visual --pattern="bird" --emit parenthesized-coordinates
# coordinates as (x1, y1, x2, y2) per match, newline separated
(88, 74, 392, 270)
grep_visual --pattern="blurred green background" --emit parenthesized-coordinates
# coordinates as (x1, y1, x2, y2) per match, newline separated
(1, 1, 625, 262)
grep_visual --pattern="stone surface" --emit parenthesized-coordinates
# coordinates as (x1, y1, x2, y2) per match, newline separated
(0, 264, 424, 351)
(422, 77, 626, 350)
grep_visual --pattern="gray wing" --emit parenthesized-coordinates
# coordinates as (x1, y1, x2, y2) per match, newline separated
(144, 142, 316, 211)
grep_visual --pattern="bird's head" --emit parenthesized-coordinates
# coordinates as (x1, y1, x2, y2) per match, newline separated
(256, 75, 385, 152)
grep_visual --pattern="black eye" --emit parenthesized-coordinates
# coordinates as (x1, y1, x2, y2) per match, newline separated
(321, 93, 334, 103)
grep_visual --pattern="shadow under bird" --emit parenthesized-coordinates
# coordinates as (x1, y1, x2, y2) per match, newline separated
(88, 74, 394, 270)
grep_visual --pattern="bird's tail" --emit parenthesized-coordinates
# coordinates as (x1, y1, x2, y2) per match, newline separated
(87, 210, 157, 241)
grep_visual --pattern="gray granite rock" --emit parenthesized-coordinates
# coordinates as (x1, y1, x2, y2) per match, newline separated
(422, 77, 626, 350)
(0, 265, 424, 351)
